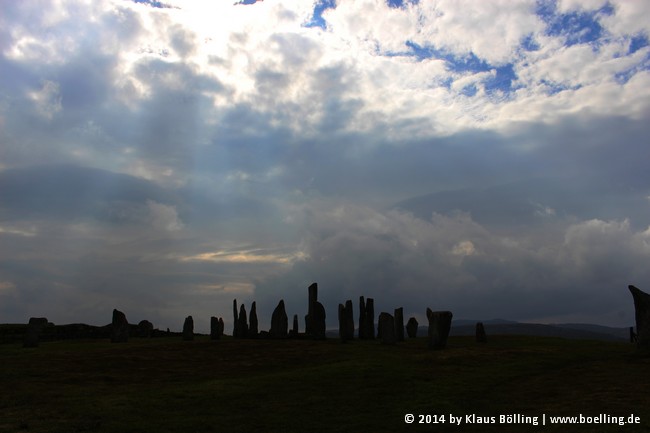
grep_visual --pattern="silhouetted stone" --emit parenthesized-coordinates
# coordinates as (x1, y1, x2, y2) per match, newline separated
(359, 296, 366, 339)
(630, 326, 637, 343)
(305, 282, 318, 336)
(406, 317, 418, 338)
(183, 316, 194, 341)
(312, 301, 326, 340)
(378, 312, 396, 345)
(293, 314, 299, 334)
(426, 309, 453, 350)
(249, 301, 258, 338)
(23, 317, 48, 348)
(365, 298, 375, 339)
(476, 322, 487, 343)
(111, 309, 129, 343)
(211, 316, 221, 340)
(270, 300, 289, 339)
(137, 320, 153, 338)
(394, 307, 404, 342)
(218, 318, 224, 337)
(236, 305, 248, 339)
(338, 300, 354, 342)
(628, 285, 650, 350)
(233, 299, 239, 337)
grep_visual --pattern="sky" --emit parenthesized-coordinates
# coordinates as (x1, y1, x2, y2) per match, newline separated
(1, 0, 649, 333)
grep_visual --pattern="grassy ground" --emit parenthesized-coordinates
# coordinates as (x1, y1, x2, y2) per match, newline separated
(1, 335, 648, 432)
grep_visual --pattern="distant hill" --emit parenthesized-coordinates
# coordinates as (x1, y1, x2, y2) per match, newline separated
(450, 320, 629, 342)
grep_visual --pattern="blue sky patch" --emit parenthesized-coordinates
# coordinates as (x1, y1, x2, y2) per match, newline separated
(405, 41, 517, 95)
(305, 0, 336, 29)
(536, 0, 612, 47)
(629, 34, 649, 55)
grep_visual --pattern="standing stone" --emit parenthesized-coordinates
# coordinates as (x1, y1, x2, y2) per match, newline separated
(292, 314, 299, 334)
(312, 301, 327, 340)
(378, 312, 397, 345)
(628, 285, 650, 350)
(426, 309, 453, 350)
(394, 307, 404, 342)
(305, 282, 318, 336)
(365, 298, 375, 339)
(233, 299, 239, 338)
(211, 316, 221, 340)
(111, 309, 129, 343)
(137, 320, 154, 338)
(218, 318, 225, 337)
(359, 296, 367, 339)
(338, 301, 354, 342)
(183, 316, 194, 341)
(476, 322, 487, 343)
(237, 305, 248, 339)
(249, 301, 259, 338)
(344, 300, 354, 340)
(23, 317, 48, 348)
(406, 317, 418, 338)
(270, 300, 289, 339)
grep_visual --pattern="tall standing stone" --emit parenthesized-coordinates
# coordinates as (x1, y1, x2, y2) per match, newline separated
(237, 305, 248, 339)
(183, 316, 194, 341)
(426, 309, 453, 350)
(394, 307, 404, 342)
(292, 314, 299, 334)
(270, 300, 289, 339)
(233, 299, 239, 338)
(359, 296, 367, 339)
(249, 301, 259, 338)
(111, 309, 129, 343)
(305, 282, 318, 336)
(23, 317, 48, 348)
(406, 317, 418, 338)
(312, 301, 327, 340)
(378, 312, 397, 345)
(476, 322, 487, 343)
(365, 298, 375, 339)
(211, 316, 221, 340)
(628, 285, 650, 350)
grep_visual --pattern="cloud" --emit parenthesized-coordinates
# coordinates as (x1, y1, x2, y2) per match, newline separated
(1, 0, 649, 331)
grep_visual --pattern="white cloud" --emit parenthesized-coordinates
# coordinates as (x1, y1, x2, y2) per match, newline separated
(147, 200, 183, 231)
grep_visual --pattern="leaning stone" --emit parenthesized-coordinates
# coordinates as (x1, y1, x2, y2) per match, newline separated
(270, 300, 289, 339)
(137, 320, 154, 338)
(394, 307, 404, 342)
(23, 317, 48, 348)
(249, 301, 259, 338)
(628, 285, 650, 351)
(476, 322, 487, 343)
(426, 309, 453, 350)
(378, 312, 397, 345)
(111, 309, 129, 343)
(183, 316, 194, 341)
(406, 317, 418, 338)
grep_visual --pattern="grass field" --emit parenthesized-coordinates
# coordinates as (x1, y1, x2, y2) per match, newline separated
(1, 335, 648, 432)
